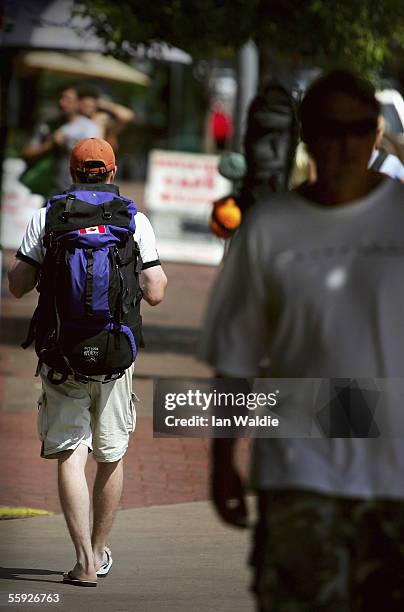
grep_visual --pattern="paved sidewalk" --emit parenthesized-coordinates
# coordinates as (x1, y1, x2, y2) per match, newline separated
(0, 501, 254, 612)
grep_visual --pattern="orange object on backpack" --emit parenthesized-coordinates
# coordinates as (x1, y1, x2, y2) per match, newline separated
(210, 195, 242, 239)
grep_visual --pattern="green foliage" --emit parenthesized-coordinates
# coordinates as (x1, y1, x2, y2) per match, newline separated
(256, 0, 404, 79)
(76, 0, 404, 77)
(75, 0, 256, 55)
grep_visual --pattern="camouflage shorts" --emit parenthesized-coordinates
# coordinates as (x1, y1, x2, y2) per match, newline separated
(250, 489, 404, 612)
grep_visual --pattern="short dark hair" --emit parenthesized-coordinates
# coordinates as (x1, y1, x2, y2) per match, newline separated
(74, 170, 113, 184)
(77, 84, 101, 100)
(300, 69, 380, 142)
(58, 82, 79, 96)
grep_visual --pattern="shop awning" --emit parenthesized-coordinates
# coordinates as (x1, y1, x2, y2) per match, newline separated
(18, 50, 150, 86)
(1, 0, 192, 64)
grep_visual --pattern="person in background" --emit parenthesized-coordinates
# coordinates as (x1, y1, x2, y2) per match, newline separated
(77, 85, 135, 152)
(22, 85, 100, 193)
(209, 101, 233, 152)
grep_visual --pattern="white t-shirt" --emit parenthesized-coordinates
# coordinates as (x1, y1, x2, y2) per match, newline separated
(59, 116, 101, 151)
(200, 178, 404, 499)
(17, 205, 160, 271)
(29, 116, 101, 192)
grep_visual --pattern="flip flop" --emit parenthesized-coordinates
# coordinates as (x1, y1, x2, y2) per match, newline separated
(97, 548, 113, 577)
(62, 571, 97, 587)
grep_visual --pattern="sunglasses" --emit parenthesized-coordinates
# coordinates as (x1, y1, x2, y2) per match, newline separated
(309, 117, 378, 138)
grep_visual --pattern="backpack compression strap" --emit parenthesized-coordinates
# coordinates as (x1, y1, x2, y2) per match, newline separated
(45, 195, 132, 234)
(46, 367, 125, 385)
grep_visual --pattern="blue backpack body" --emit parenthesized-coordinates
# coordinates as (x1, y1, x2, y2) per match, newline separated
(23, 184, 143, 384)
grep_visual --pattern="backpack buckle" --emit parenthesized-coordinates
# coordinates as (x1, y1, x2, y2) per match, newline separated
(74, 373, 90, 384)
(61, 193, 76, 223)
(47, 369, 69, 385)
(102, 202, 113, 221)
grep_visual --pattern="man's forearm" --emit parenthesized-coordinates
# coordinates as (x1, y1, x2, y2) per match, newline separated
(22, 139, 54, 159)
(97, 99, 134, 123)
(141, 266, 167, 306)
(8, 258, 38, 298)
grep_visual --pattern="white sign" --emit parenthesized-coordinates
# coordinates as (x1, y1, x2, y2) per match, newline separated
(145, 150, 232, 265)
(145, 150, 231, 214)
(1, 159, 44, 251)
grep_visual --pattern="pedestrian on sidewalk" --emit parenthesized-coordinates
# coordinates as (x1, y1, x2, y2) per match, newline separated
(77, 84, 135, 153)
(22, 84, 101, 195)
(8, 138, 167, 587)
(200, 69, 404, 611)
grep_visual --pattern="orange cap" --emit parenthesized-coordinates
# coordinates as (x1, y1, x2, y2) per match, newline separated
(70, 138, 115, 174)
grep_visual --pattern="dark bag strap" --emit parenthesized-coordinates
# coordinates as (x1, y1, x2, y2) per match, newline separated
(21, 243, 59, 349)
(21, 306, 39, 349)
(49, 194, 125, 211)
(74, 371, 125, 384)
(370, 149, 388, 172)
(46, 367, 125, 385)
(85, 249, 94, 316)
(61, 193, 76, 222)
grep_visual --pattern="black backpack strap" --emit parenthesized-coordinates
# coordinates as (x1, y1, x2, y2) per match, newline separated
(21, 307, 39, 349)
(370, 149, 388, 172)
(61, 193, 76, 222)
(85, 249, 94, 315)
(108, 245, 123, 349)
(21, 244, 57, 350)
(73, 371, 125, 384)
(45, 368, 124, 385)
(134, 240, 143, 273)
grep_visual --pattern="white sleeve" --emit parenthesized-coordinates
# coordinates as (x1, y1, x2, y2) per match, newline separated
(199, 213, 271, 377)
(134, 212, 161, 269)
(16, 208, 46, 267)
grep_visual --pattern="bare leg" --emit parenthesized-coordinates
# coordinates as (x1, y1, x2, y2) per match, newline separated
(92, 458, 123, 571)
(58, 444, 96, 581)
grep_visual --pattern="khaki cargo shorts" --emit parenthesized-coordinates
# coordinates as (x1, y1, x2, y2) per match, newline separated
(37, 365, 136, 462)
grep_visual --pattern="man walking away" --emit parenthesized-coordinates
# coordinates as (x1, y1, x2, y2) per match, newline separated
(8, 138, 167, 586)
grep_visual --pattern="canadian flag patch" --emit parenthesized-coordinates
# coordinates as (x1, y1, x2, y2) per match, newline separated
(79, 225, 106, 234)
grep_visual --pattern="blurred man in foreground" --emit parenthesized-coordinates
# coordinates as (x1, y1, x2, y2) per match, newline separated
(200, 70, 404, 611)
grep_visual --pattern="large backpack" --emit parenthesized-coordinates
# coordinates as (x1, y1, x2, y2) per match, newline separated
(23, 184, 143, 384)
(239, 80, 301, 212)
